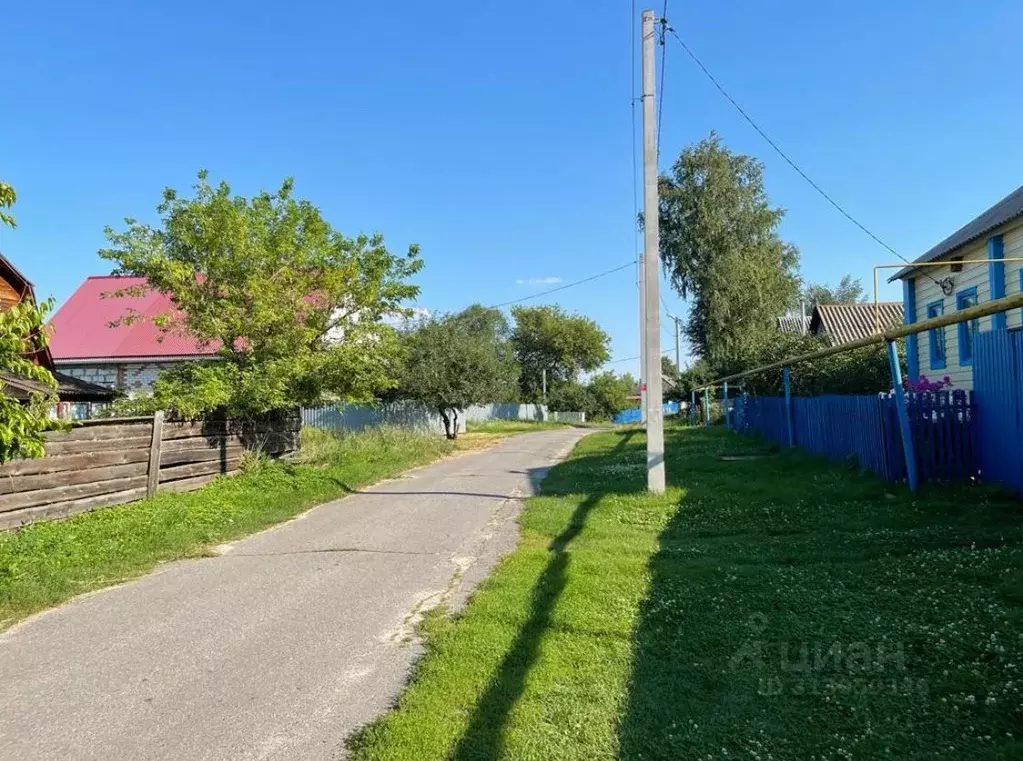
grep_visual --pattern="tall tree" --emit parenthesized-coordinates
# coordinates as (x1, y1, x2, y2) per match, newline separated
(658, 133, 800, 367)
(100, 171, 422, 417)
(804, 274, 867, 306)
(510, 305, 611, 402)
(398, 306, 519, 438)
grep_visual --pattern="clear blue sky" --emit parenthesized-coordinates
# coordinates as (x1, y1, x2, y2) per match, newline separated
(4, 0, 1021, 377)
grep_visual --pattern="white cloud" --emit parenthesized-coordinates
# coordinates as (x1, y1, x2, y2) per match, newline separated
(515, 276, 563, 286)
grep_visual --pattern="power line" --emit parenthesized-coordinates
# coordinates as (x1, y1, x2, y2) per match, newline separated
(489, 260, 637, 309)
(656, 2, 668, 158)
(664, 27, 937, 285)
(630, 0, 642, 296)
(608, 347, 677, 365)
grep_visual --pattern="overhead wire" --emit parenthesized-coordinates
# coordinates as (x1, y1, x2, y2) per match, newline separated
(663, 26, 940, 287)
(488, 260, 637, 309)
(656, 1, 668, 158)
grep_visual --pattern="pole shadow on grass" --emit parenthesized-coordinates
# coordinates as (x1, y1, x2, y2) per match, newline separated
(449, 430, 641, 761)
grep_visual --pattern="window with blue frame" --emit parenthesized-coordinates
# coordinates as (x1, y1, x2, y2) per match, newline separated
(926, 300, 945, 369)
(957, 287, 980, 364)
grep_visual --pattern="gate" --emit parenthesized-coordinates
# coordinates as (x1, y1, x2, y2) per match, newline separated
(972, 330, 1023, 491)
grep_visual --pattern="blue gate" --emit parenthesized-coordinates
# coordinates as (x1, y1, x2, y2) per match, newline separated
(972, 331, 1023, 491)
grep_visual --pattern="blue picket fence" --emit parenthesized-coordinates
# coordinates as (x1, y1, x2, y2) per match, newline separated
(731, 391, 976, 484)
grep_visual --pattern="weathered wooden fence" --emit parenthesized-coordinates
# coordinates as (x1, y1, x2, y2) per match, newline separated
(731, 391, 976, 485)
(0, 412, 300, 529)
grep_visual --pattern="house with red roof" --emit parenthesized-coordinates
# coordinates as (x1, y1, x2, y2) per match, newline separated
(49, 275, 217, 394)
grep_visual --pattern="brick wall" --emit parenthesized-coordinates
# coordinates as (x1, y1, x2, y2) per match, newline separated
(58, 362, 181, 394)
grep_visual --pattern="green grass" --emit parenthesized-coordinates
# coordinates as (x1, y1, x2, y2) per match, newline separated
(0, 427, 457, 629)
(348, 426, 1023, 760)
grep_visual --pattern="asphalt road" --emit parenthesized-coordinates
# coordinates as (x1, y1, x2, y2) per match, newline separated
(0, 428, 591, 761)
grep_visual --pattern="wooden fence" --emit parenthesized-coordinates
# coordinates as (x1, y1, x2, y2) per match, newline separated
(0, 412, 300, 529)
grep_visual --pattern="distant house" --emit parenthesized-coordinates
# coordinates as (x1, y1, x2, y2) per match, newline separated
(808, 302, 904, 347)
(0, 254, 114, 415)
(891, 185, 1023, 391)
(49, 276, 217, 395)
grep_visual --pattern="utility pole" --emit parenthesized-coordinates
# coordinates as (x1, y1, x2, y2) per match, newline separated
(639, 256, 647, 422)
(641, 8, 665, 493)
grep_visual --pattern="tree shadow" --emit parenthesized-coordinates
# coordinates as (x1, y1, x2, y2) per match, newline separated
(449, 429, 641, 761)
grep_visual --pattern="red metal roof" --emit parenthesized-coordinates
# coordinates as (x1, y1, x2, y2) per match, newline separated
(49, 276, 216, 361)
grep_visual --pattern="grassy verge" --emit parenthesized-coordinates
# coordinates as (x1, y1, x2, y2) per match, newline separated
(0, 427, 492, 629)
(349, 426, 1022, 760)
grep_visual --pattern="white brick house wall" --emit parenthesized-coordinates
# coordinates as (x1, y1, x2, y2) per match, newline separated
(58, 362, 184, 395)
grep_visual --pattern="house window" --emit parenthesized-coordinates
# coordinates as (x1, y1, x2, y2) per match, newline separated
(926, 300, 945, 370)
(957, 287, 980, 365)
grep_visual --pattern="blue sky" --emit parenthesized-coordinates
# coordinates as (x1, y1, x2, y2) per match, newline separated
(3, 0, 1021, 377)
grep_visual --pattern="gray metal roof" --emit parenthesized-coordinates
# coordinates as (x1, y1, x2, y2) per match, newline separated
(776, 315, 809, 334)
(890, 184, 1023, 281)
(810, 302, 904, 346)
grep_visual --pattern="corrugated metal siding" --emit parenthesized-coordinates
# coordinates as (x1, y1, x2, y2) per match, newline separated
(972, 330, 1023, 490)
(816, 303, 903, 345)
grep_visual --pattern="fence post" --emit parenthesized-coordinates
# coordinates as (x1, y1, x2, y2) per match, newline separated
(689, 390, 696, 426)
(703, 387, 711, 425)
(782, 368, 794, 448)
(146, 410, 165, 499)
(723, 382, 730, 430)
(887, 340, 919, 492)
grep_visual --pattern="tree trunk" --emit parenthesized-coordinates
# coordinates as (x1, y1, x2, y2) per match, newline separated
(439, 407, 456, 440)
(450, 408, 459, 440)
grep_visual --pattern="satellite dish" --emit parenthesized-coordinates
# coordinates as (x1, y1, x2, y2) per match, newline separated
(939, 277, 955, 296)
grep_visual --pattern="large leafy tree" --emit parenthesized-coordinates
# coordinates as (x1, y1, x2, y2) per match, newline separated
(0, 182, 60, 461)
(398, 306, 519, 438)
(584, 371, 633, 420)
(659, 132, 800, 367)
(510, 305, 610, 402)
(804, 274, 867, 306)
(100, 171, 422, 417)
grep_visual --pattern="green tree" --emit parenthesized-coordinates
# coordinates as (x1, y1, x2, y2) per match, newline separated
(804, 274, 867, 306)
(715, 332, 899, 396)
(510, 305, 610, 402)
(0, 182, 60, 461)
(658, 132, 800, 366)
(546, 381, 591, 416)
(398, 307, 519, 438)
(0, 180, 16, 228)
(585, 371, 633, 421)
(99, 171, 422, 417)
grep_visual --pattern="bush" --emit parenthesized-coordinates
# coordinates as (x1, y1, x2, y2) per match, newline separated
(712, 333, 900, 396)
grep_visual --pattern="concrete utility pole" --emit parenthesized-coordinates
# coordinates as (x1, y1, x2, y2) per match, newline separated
(641, 9, 666, 493)
(639, 256, 647, 422)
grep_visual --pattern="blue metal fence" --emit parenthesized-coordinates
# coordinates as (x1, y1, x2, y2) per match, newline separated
(612, 401, 680, 425)
(731, 391, 975, 484)
(973, 330, 1023, 491)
